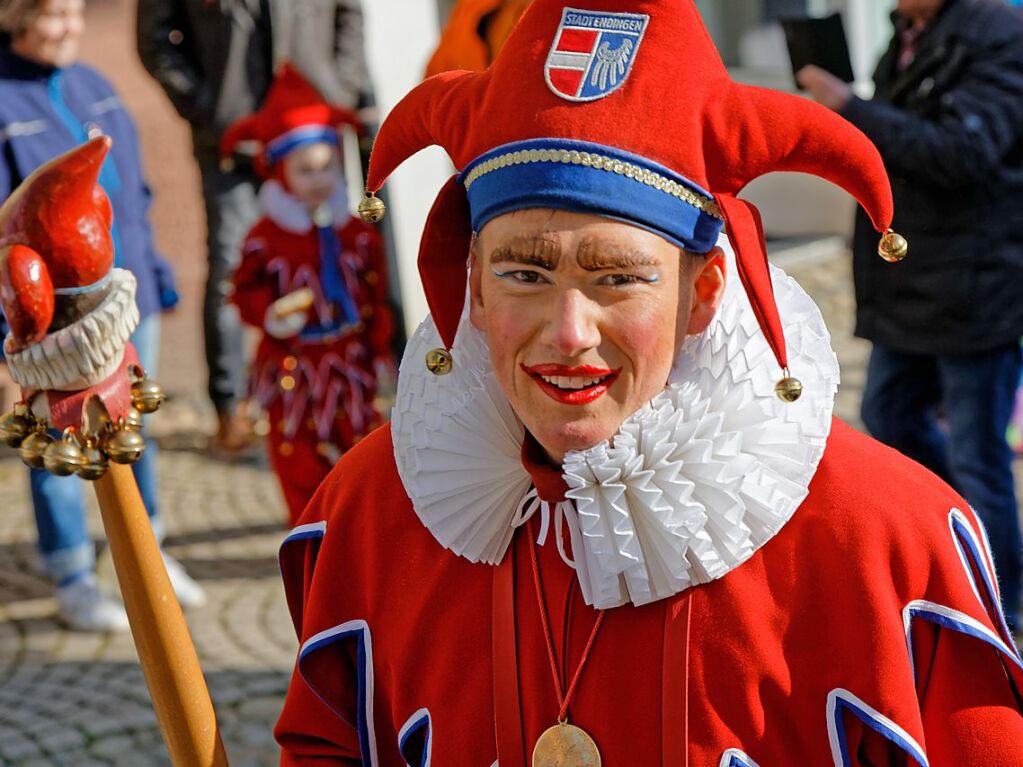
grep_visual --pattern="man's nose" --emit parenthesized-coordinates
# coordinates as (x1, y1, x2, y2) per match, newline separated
(542, 289, 601, 357)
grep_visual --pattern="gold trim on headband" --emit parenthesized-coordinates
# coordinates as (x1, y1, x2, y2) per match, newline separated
(461, 146, 723, 220)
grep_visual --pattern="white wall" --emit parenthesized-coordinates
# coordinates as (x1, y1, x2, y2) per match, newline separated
(363, 2, 451, 335)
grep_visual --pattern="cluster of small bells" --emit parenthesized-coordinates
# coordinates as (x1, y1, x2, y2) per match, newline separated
(0, 370, 165, 480)
(358, 189, 910, 404)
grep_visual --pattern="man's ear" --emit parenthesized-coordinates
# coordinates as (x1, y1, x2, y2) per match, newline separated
(468, 235, 485, 331)
(686, 246, 726, 335)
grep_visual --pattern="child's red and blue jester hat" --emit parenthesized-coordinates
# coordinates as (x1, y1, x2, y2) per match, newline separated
(360, 0, 905, 399)
(220, 63, 361, 179)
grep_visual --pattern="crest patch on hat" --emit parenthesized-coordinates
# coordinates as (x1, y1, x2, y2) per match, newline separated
(544, 7, 649, 102)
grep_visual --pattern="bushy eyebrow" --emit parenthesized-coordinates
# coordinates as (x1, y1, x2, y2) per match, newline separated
(489, 236, 561, 269)
(575, 240, 661, 271)
(488, 234, 662, 271)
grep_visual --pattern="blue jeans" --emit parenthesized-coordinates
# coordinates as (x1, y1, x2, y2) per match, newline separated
(196, 149, 257, 413)
(861, 342, 1023, 628)
(31, 313, 163, 585)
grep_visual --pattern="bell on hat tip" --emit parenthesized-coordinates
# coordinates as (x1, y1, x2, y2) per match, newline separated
(131, 377, 165, 414)
(775, 371, 803, 403)
(44, 429, 85, 477)
(104, 421, 146, 465)
(358, 191, 386, 223)
(425, 347, 453, 376)
(219, 157, 235, 173)
(878, 229, 908, 263)
(77, 437, 109, 481)
(20, 429, 53, 470)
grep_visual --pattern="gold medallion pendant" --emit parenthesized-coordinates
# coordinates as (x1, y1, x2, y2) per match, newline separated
(532, 722, 601, 767)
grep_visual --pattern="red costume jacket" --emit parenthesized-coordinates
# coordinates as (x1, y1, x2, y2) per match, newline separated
(232, 191, 392, 520)
(276, 419, 1023, 766)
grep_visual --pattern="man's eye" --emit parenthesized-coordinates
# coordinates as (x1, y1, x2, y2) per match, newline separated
(599, 273, 659, 287)
(493, 269, 546, 284)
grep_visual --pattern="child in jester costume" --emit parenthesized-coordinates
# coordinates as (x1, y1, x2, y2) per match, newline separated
(221, 65, 394, 525)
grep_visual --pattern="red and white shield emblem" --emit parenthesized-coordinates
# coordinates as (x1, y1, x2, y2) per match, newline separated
(545, 7, 649, 102)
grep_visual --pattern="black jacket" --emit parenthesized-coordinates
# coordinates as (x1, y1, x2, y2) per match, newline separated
(842, 0, 1023, 354)
(136, 0, 366, 155)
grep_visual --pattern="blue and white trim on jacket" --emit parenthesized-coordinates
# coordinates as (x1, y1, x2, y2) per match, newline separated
(298, 619, 379, 766)
(826, 507, 1022, 767)
(826, 688, 928, 767)
(398, 708, 432, 767)
(719, 747, 760, 767)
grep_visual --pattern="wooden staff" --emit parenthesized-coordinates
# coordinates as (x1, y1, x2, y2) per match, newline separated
(93, 463, 229, 766)
(0, 137, 229, 764)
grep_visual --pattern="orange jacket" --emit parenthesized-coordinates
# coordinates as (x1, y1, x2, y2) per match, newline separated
(425, 0, 531, 77)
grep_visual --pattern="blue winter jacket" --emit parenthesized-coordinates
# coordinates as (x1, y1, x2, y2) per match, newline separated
(0, 43, 178, 329)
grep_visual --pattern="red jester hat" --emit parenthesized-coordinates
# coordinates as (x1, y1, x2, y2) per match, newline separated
(220, 63, 361, 179)
(0, 136, 114, 350)
(0, 136, 142, 428)
(362, 0, 903, 396)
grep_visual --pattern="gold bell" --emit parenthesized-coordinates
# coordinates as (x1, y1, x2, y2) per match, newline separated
(774, 371, 804, 403)
(77, 437, 109, 481)
(425, 347, 453, 376)
(19, 429, 53, 469)
(357, 192, 386, 223)
(131, 377, 165, 414)
(43, 429, 86, 477)
(877, 229, 908, 263)
(104, 423, 146, 464)
(0, 408, 35, 448)
(124, 407, 144, 432)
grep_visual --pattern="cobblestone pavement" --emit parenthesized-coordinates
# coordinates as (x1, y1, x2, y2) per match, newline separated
(0, 445, 293, 766)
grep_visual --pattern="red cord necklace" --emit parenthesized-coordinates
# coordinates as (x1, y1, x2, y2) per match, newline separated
(527, 518, 605, 766)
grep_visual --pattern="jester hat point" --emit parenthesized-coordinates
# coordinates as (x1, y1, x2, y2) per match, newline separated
(365, 0, 902, 392)
(220, 63, 361, 177)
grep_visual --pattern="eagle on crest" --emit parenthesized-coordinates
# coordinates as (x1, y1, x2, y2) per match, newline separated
(590, 38, 635, 90)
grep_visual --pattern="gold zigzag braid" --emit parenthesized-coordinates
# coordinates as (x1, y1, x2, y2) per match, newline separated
(461, 146, 722, 219)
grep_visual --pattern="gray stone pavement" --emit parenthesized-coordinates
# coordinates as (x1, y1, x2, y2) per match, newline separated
(0, 443, 294, 766)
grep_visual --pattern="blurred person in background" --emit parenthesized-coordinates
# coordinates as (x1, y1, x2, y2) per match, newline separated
(223, 65, 393, 526)
(0, 0, 205, 631)
(136, 0, 368, 455)
(425, 0, 530, 77)
(799, 0, 1023, 630)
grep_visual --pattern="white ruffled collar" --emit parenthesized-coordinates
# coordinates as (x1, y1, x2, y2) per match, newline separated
(259, 178, 351, 234)
(391, 240, 839, 609)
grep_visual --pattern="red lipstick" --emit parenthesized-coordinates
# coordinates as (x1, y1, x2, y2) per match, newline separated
(520, 363, 620, 405)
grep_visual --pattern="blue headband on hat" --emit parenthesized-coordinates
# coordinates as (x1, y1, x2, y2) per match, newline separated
(458, 138, 724, 253)
(266, 125, 340, 164)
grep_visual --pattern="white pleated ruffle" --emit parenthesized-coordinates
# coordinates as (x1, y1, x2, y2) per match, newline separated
(392, 308, 529, 565)
(562, 256, 838, 607)
(392, 239, 838, 607)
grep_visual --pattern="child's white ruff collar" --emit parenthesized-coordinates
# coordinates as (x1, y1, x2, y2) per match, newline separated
(259, 179, 350, 233)
(392, 241, 839, 609)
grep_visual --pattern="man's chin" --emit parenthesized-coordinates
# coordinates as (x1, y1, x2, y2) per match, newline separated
(529, 421, 620, 465)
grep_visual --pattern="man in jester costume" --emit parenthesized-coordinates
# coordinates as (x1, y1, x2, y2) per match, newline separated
(275, 2, 1023, 764)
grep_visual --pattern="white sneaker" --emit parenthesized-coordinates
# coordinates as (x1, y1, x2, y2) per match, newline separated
(56, 576, 130, 633)
(162, 552, 207, 609)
